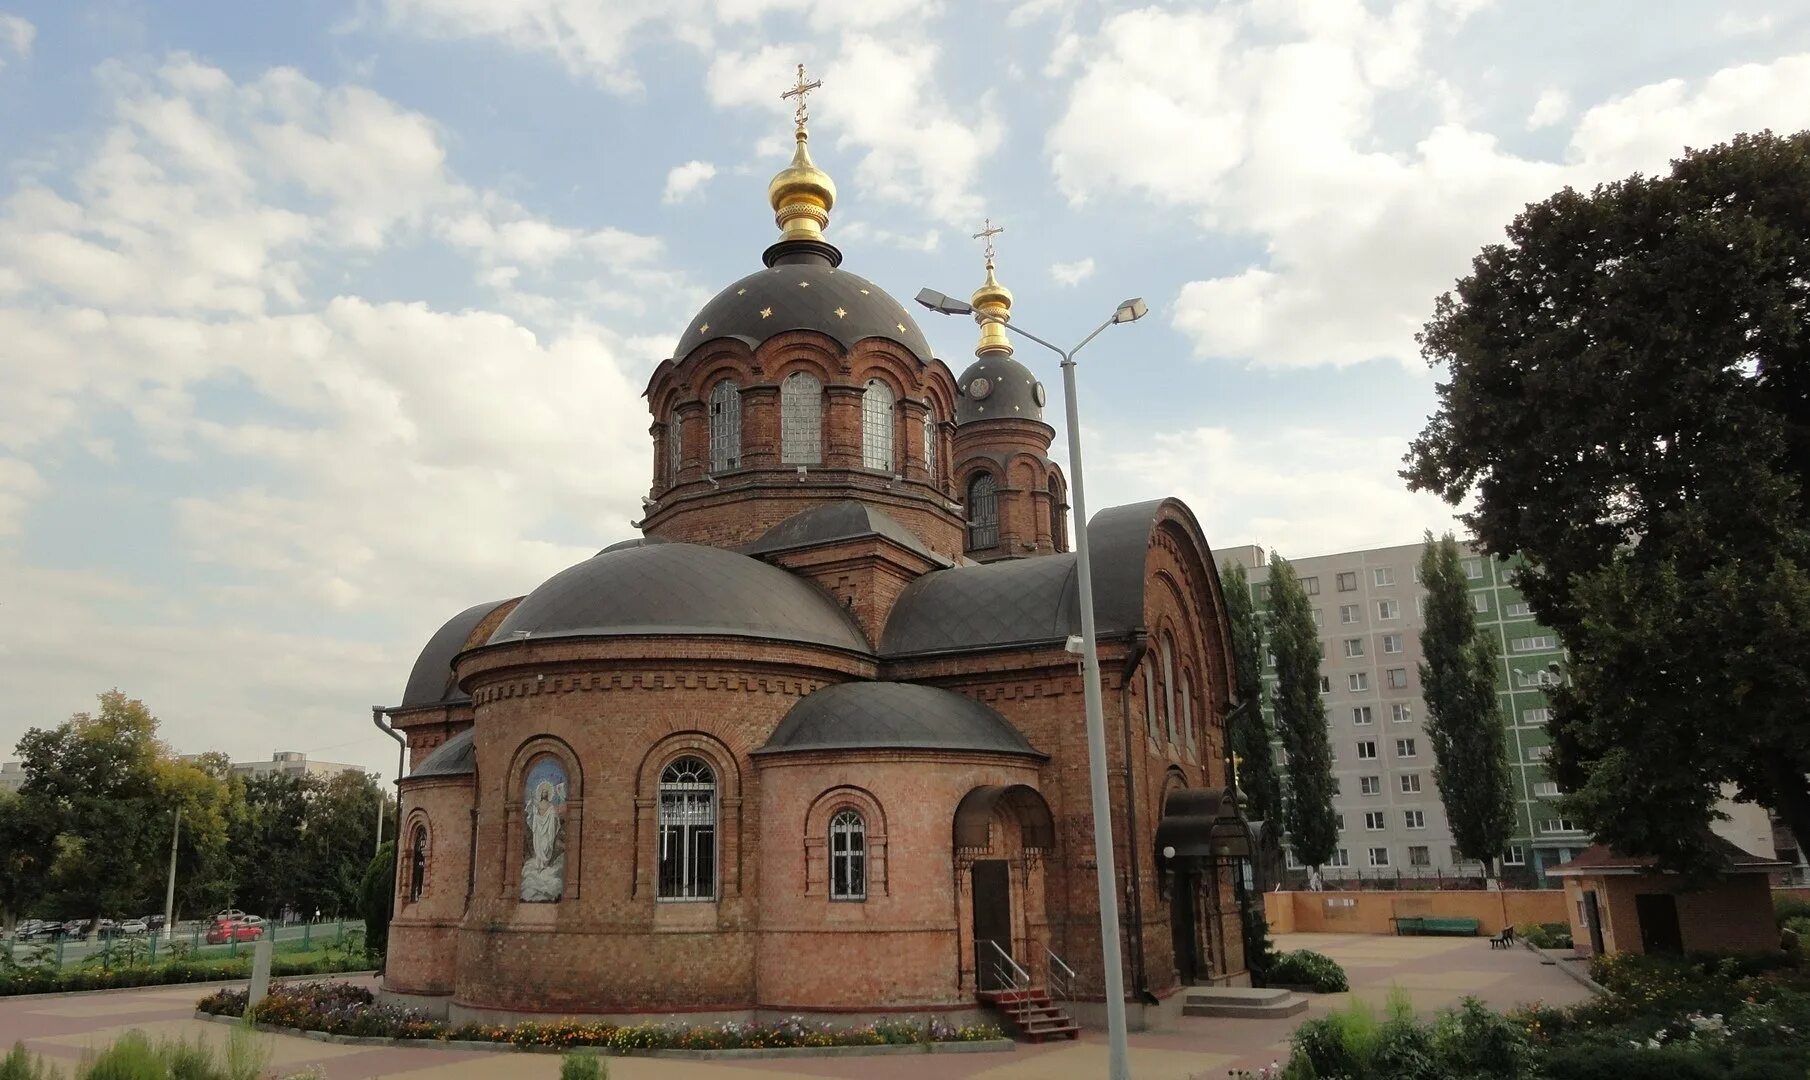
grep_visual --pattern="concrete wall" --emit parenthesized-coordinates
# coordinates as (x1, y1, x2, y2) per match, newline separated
(1265, 889, 1567, 935)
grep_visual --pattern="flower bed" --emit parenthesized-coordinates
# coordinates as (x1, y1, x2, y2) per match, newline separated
(197, 982, 1005, 1053)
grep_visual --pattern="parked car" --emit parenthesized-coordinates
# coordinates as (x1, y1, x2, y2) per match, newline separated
(205, 918, 263, 945)
(114, 919, 148, 936)
(213, 909, 248, 922)
(142, 914, 167, 931)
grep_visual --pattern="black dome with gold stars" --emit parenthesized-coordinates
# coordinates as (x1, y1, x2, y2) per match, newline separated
(953, 353, 1045, 424)
(676, 260, 933, 363)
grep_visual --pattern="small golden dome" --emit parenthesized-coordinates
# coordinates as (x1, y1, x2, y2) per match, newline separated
(970, 219, 1013, 356)
(768, 131, 837, 243)
(769, 64, 836, 244)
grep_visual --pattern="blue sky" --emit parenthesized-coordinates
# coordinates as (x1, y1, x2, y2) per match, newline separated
(3, 0, 1807, 773)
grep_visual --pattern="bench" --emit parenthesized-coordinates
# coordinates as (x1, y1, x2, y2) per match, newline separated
(1391, 916, 1482, 936)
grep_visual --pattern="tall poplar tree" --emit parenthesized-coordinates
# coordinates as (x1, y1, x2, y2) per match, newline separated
(1220, 562, 1283, 826)
(1417, 534, 1515, 872)
(1268, 555, 1338, 872)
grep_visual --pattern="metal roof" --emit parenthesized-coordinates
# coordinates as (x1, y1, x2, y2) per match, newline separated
(954, 353, 1045, 425)
(488, 542, 871, 654)
(755, 681, 1044, 757)
(400, 599, 513, 708)
(672, 262, 932, 364)
(743, 500, 949, 565)
(406, 728, 477, 779)
(879, 500, 1166, 657)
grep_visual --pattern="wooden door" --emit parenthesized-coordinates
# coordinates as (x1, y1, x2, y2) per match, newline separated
(972, 860, 1013, 990)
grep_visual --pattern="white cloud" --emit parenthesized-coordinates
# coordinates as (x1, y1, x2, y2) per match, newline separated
(662, 159, 717, 204)
(835, 220, 939, 252)
(1716, 11, 1774, 36)
(1049, 257, 1095, 286)
(0, 58, 669, 767)
(376, 0, 683, 94)
(0, 14, 31, 68)
(707, 37, 1002, 224)
(1049, 3, 1810, 370)
(1526, 88, 1568, 130)
(1094, 424, 1463, 558)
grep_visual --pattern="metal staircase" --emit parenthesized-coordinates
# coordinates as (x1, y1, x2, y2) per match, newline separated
(975, 941, 1081, 1042)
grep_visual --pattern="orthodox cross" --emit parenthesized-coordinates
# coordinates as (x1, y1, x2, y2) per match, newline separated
(782, 64, 822, 132)
(972, 217, 1005, 263)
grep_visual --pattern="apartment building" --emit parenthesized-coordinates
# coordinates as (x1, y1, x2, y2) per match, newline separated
(1216, 540, 1581, 886)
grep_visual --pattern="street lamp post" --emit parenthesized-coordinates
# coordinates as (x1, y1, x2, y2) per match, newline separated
(917, 288, 1147, 1080)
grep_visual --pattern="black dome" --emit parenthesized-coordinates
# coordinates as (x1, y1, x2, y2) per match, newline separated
(955, 354, 1045, 424)
(676, 263, 932, 363)
(489, 542, 871, 654)
(408, 729, 477, 779)
(755, 682, 1043, 757)
(400, 599, 513, 708)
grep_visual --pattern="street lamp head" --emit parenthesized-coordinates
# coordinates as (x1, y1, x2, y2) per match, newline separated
(914, 288, 973, 317)
(1112, 297, 1149, 324)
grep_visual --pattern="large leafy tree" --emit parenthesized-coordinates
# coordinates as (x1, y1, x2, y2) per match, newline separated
(0, 790, 56, 932)
(1268, 555, 1339, 872)
(1405, 130, 1810, 873)
(1417, 534, 1515, 871)
(16, 691, 175, 922)
(1221, 562, 1283, 827)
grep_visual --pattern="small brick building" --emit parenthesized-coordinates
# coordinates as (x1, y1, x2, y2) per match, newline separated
(1549, 837, 1788, 957)
(380, 107, 1248, 1025)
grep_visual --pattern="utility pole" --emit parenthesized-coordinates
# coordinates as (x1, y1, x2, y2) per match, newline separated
(162, 807, 181, 940)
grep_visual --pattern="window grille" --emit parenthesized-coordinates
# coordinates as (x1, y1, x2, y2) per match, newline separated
(829, 810, 866, 900)
(1181, 674, 1194, 750)
(667, 412, 683, 482)
(967, 474, 998, 549)
(1048, 478, 1063, 550)
(922, 404, 937, 480)
(658, 757, 716, 901)
(408, 825, 427, 902)
(1143, 662, 1158, 739)
(708, 381, 740, 473)
(861, 379, 894, 470)
(780, 372, 822, 464)
(1160, 635, 1177, 744)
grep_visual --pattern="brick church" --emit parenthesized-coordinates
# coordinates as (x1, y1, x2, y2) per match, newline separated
(380, 80, 1251, 1028)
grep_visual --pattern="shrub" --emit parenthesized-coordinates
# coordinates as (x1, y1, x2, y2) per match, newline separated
(1539, 1042, 1729, 1080)
(1266, 950, 1349, 993)
(0, 1043, 53, 1080)
(1429, 997, 1534, 1078)
(1773, 894, 1810, 927)
(559, 1052, 607, 1080)
(1517, 922, 1573, 949)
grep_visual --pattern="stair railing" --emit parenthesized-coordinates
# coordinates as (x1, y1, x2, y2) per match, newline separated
(1043, 945, 1077, 1001)
(983, 938, 1030, 992)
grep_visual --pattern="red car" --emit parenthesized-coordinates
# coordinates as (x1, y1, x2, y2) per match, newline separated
(205, 918, 263, 944)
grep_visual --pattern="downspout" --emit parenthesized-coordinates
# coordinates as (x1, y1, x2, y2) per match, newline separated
(1116, 633, 1159, 1005)
(373, 706, 407, 969)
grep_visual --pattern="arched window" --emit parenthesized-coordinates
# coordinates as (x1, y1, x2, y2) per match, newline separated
(666, 412, 682, 483)
(1161, 634, 1178, 745)
(781, 372, 822, 464)
(922, 403, 938, 481)
(967, 473, 998, 549)
(658, 757, 716, 901)
(708, 380, 740, 473)
(829, 809, 866, 901)
(862, 379, 895, 470)
(1048, 478, 1064, 551)
(408, 824, 427, 903)
(1143, 661, 1159, 739)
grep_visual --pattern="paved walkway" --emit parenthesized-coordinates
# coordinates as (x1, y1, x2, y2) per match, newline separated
(0, 933, 1592, 1078)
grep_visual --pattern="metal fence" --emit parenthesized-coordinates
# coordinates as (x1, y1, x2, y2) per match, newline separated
(3, 919, 366, 973)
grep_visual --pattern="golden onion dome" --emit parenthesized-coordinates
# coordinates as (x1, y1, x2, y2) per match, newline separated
(768, 65, 837, 244)
(970, 220, 1014, 356)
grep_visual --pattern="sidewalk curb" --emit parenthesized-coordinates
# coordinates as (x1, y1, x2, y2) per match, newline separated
(193, 1012, 1015, 1059)
(1519, 940, 1603, 994)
